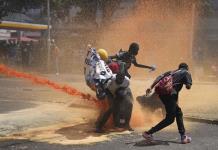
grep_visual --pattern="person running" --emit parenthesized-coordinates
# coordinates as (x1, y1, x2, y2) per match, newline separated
(109, 42, 156, 78)
(142, 62, 192, 144)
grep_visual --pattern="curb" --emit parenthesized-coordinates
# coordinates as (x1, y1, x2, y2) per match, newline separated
(184, 116, 218, 125)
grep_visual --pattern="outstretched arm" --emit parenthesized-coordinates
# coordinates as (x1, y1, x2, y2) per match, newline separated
(146, 76, 161, 95)
(109, 55, 118, 60)
(146, 71, 171, 95)
(132, 59, 155, 71)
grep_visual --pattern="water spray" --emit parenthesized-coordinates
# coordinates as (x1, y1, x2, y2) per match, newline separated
(0, 64, 102, 108)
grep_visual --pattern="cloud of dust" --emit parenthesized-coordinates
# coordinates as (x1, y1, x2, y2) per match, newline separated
(97, 0, 199, 76)
(131, 101, 163, 129)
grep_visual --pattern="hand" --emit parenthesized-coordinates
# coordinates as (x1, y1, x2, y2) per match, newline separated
(186, 84, 191, 89)
(96, 87, 106, 100)
(150, 65, 156, 71)
(96, 83, 106, 100)
(146, 88, 151, 96)
(87, 44, 92, 49)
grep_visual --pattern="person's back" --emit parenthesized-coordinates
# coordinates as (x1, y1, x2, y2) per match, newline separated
(115, 50, 133, 70)
(150, 63, 192, 96)
(143, 63, 192, 144)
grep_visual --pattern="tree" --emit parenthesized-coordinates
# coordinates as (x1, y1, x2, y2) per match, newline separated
(0, 0, 122, 22)
(1, 0, 212, 22)
(0, 0, 42, 19)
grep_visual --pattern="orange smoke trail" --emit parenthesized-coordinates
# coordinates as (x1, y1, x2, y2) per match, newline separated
(0, 64, 102, 108)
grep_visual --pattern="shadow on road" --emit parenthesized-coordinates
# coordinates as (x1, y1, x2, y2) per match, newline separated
(55, 122, 107, 140)
(0, 139, 75, 150)
(127, 139, 181, 147)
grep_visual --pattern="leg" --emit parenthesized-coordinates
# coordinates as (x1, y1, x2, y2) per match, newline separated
(147, 95, 177, 134)
(96, 107, 113, 130)
(113, 99, 120, 127)
(113, 88, 133, 129)
(124, 100, 133, 131)
(119, 88, 133, 128)
(124, 93, 133, 129)
(176, 106, 191, 144)
(96, 94, 114, 131)
(147, 112, 175, 134)
(55, 57, 59, 75)
(176, 106, 185, 136)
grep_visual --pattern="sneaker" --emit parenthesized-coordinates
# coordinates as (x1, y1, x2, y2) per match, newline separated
(181, 135, 192, 144)
(142, 131, 153, 141)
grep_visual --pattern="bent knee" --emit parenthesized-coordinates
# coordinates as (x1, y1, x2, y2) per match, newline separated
(165, 115, 175, 124)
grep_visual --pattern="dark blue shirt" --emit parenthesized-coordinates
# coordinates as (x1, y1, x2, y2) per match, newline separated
(153, 68, 192, 94)
(172, 69, 192, 92)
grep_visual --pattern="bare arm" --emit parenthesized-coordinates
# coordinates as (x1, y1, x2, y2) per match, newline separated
(109, 55, 118, 60)
(185, 71, 192, 89)
(132, 59, 155, 70)
(146, 71, 171, 95)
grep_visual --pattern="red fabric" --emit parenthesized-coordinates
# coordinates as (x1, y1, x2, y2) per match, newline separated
(108, 62, 120, 73)
(155, 75, 173, 95)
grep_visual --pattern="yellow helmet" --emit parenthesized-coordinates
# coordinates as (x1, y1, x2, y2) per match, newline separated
(97, 49, 108, 61)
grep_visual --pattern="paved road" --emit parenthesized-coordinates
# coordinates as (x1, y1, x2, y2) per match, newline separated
(0, 121, 218, 150)
(0, 75, 217, 150)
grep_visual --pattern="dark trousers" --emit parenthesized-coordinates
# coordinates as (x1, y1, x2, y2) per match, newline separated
(96, 88, 133, 129)
(96, 93, 114, 129)
(113, 94, 133, 127)
(148, 94, 185, 136)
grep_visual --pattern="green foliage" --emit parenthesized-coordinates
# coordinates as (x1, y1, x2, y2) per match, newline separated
(0, 0, 214, 20)
(0, 0, 44, 19)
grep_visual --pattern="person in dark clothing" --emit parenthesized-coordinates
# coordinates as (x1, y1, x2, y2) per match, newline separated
(95, 72, 133, 133)
(142, 63, 192, 144)
(21, 42, 31, 68)
(109, 42, 156, 78)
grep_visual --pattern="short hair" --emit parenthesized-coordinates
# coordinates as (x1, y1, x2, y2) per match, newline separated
(129, 42, 139, 52)
(178, 62, 189, 70)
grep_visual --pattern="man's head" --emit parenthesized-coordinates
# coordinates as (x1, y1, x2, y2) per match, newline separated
(97, 49, 108, 62)
(115, 72, 125, 85)
(128, 42, 139, 56)
(178, 62, 189, 70)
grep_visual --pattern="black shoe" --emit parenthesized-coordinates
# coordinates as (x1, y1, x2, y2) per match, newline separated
(124, 125, 134, 131)
(128, 127, 134, 131)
